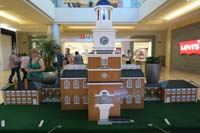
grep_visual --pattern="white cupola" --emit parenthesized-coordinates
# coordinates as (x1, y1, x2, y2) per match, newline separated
(95, 0, 113, 28)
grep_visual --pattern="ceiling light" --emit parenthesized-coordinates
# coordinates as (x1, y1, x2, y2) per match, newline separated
(0, 24, 17, 31)
(0, 11, 21, 22)
(164, 1, 200, 20)
(68, 26, 134, 30)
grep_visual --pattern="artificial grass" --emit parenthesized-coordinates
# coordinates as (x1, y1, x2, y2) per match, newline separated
(0, 102, 200, 133)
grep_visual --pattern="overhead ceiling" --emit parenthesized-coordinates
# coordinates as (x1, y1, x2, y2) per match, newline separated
(0, 0, 52, 33)
(0, 0, 200, 34)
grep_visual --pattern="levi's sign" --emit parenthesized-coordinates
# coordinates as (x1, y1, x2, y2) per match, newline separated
(179, 39, 200, 55)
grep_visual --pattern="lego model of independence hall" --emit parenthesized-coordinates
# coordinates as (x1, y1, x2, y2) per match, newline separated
(60, 0, 145, 121)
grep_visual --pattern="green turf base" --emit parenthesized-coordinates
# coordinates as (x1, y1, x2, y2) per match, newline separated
(0, 101, 200, 133)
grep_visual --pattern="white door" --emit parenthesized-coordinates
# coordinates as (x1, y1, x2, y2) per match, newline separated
(1, 35, 12, 70)
(166, 97, 170, 103)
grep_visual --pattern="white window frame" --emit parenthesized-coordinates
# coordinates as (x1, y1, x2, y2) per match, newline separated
(101, 58, 108, 66)
(176, 96, 181, 102)
(73, 80, 79, 89)
(171, 96, 176, 102)
(182, 88, 186, 94)
(16, 91, 21, 96)
(186, 95, 191, 101)
(6, 98, 11, 104)
(127, 79, 132, 89)
(166, 89, 171, 95)
(5, 91, 10, 96)
(16, 98, 21, 104)
(126, 95, 132, 104)
(83, 95, 88, 104)
(172, 89, 176, 95)
(177, 89, 181, 94)
(187, 88, 191, 94)
(191, 95, 196, 101)
(64, 80, 70, 89)
(192, 88, 196, 94)
(83, 79, 87, 89)
(32, 91, 37, 97)
(11, 98, 16, 104)
(135, 95, 141, 104)
(181, 95, 186, 102)
(135, 79, 141, 89)
(74, 95, 79, 104)
(65, 96, 70, 104)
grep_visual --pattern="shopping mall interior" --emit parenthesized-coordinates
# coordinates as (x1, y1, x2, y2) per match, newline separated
(0, 0, 199, 85)
(0, 0, 200, 132)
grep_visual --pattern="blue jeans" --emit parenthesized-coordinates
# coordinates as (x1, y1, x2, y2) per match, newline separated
(8, 67, 21, 83)
(55, 71, 61, 87)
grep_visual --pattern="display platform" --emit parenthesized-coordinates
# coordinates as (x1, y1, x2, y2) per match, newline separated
(0, 102, 200, 133)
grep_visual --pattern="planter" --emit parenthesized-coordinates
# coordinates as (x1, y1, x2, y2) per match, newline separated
(145, 63, 161, 84)
(42, 72, 57, 84)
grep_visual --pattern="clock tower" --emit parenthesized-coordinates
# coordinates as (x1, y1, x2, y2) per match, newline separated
(88, 0, 122, 122)
(92, 0, 116, 50)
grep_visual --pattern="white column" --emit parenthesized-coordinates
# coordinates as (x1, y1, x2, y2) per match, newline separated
(52, 24, 60, 46)
(95, 104, 114, 120)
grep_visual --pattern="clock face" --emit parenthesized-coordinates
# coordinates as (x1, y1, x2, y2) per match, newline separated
(100, 36, 109, 45)
(101, 72, 108, 79)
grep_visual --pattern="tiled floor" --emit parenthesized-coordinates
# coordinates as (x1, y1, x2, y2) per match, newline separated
(0, 67, 200, 104)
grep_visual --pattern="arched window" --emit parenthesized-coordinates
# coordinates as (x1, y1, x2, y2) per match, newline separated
(83, 95, 88, 104)
(136, 79, 141, 88)
(135, 95, 141, 104)
(102, 92, 108, 104)
(65, 96, 70, 104)
(64, 80, 70, 89)
(74, 95, 79, 104)
(73, 79, 79, 89)
(126, 95, 132, 104)
(127, 79, 132, 88)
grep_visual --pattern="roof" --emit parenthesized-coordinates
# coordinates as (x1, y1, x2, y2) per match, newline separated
(3, 81, 39, 90)
(121, 69, 144, 77)
(145, 83, 160, 88)
(160, 80, 198, 89)
(62, 70, 88, 78)
(96, 0, 111, 6)
(62, 69, 144, 78)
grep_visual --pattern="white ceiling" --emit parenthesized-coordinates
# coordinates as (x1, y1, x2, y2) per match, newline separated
(0, 0, 200, 34)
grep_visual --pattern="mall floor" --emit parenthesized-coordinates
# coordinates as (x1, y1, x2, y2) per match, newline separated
(0, 67, 200, 104)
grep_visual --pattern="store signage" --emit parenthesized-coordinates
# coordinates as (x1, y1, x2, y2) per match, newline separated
(179, 39, 200, 55)
(80, 34, 93, 39)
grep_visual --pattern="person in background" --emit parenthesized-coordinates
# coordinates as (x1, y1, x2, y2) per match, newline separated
(125, 50, 132, 64)
(74, 51, 83, 64)
(65, 48, 73, 64)
(54, 45, 64, 87)
(8, 51, 21, 83)
(20, 53, 30, 82)
(26, 48, 45, 82)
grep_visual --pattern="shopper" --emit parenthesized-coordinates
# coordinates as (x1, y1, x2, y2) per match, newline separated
(74, 51, 83, 64)
(54, 45, 64, 87)
(125, 50, 132, 64)
(20, 53, 30, 82)
(26, 48, 45, 82)
(8, 51, 21, 83)
(65, 48, 73, 64)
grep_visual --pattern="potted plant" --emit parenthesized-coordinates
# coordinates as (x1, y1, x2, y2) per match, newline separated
(145, 56, 161, 84)
(39, 39, 57, 84)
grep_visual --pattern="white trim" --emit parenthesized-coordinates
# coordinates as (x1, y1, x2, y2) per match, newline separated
(87, 54, 121, 57)
(121, 77, 145, 79)
(87, 82, 122, 85)
(88, 69, 121, 71)
(61, 78, 86, 80)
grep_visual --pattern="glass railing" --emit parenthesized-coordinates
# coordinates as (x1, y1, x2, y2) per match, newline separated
(50, 0, 146, 8)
